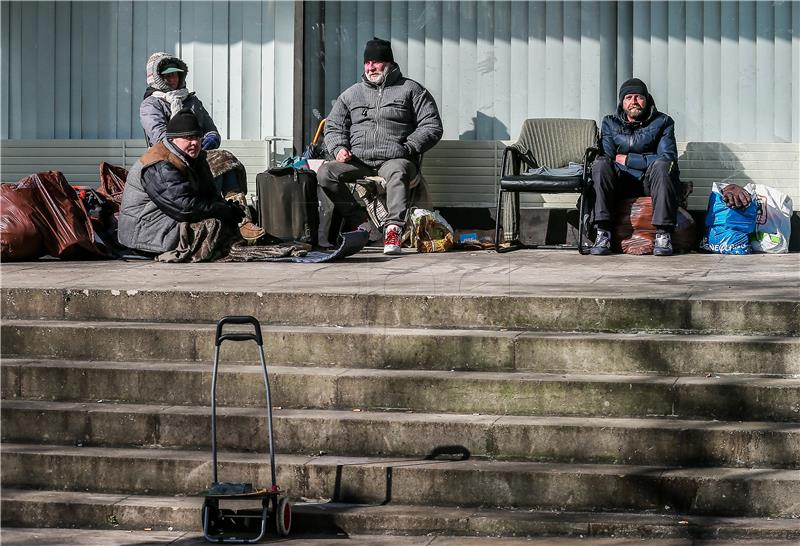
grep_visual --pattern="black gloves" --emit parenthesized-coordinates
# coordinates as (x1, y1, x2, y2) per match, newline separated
(212, 201, 245, 224)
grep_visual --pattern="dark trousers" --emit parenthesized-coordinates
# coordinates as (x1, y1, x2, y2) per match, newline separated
(317, 157, 417, 229)
(591, 156, 681, 228)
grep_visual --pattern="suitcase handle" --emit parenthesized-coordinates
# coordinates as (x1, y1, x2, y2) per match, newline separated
(215, 315, 263, 346)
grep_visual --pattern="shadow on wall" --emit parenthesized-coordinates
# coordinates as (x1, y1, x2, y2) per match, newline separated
(677, 142, 755, 204)
(459, 112, 509, 141)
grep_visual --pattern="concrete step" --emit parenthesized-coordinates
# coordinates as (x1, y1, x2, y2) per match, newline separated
(3, 489, 800, 540)
(4, 359, 800, 422)
(4, 287, 799, 335)
(3, 320, 799, 376)
(2, 400, 798, 468)
(3, 444, 798, 517)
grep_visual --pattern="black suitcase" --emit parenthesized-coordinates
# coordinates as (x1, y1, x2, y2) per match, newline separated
(256, 167, 319, 245)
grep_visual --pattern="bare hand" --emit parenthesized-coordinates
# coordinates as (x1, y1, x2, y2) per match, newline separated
(615, 154, 627, 166)
(722, 183, 752, 209)
(336, 148, 352, 163)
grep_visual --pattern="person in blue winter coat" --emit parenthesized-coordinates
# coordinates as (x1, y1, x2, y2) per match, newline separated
(590, 78, 683, 256)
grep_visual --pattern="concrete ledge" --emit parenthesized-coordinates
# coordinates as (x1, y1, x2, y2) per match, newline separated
(3, 495, 800, 540)
(2, 400, 798, 467)
(2, 445, 798, 517)
(2, 360, 799, 422)
(3, 288, 800, 336)
(3, 322, 799, 375)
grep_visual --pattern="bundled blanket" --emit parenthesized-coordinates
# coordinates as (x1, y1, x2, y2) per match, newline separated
(156, 219, 369, 263)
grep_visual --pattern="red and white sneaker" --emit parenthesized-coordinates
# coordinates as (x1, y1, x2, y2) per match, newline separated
(383, 224, 402, 255)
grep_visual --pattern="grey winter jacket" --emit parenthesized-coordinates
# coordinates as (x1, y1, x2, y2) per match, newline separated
(118, 140, 237, 254)
(141, 93, 218, 147)
(324, 65, 443, 167)
(140, 52, 219, 147)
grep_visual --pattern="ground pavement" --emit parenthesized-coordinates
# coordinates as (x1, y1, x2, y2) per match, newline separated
(1, 248, 798, 300)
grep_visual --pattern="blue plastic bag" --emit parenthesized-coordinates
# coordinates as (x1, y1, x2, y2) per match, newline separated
(700, 189, 757, 254)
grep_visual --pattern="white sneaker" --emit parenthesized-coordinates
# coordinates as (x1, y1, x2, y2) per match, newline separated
(383, 225, 402, 255)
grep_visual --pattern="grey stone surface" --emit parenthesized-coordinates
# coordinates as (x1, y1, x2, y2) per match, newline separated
(2, 399, 798, 467)
(3, 444, 799, 517)
(3, 359, 799, 422)
(2, 250, 799, 300)
(2, 251, 799, 540)
(11, 527, 796, 545)
(3, 322, 799, 375)
(2, 251, 799, 335)
(3, 497, 800, 543)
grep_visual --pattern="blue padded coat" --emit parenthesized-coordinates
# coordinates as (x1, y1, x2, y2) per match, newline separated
(599, 96, 679, 179)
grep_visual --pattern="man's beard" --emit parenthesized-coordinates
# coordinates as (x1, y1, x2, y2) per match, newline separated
(625, 104, 646, 120)
(366, 65, 390, 84)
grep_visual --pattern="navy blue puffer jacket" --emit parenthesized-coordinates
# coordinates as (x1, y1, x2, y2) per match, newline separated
(599, 96, 678, 179)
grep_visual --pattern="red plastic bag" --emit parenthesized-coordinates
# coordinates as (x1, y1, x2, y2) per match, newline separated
(614, 197, 696, 255)
(0, 185, 44, 260)
(0, 171, 110, 261)
(98, 162, 127, 212)
(614, 198, 656, 255)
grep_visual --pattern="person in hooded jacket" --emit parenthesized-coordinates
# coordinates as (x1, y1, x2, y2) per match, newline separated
(139, 52, 264, 244)
(119, 109, 245, 255)
(319, 37, 443, 255)
(140, 52, 220, 150)
(591, 78, 682, 256)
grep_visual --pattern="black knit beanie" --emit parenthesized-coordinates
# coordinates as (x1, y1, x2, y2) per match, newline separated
(364, 37, 394, 63)
(166, 109, 203, 138)
(618, 78, 649, 102)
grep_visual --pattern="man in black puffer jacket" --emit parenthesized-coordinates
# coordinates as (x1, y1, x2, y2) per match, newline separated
(119, 110, 244, 254)
(591, 78, 682, 256)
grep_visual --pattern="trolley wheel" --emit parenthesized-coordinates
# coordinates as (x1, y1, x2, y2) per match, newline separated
(274, 496, 291, 537)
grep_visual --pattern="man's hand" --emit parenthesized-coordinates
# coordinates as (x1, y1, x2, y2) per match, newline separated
(336, 148, 352, 163)
(722, 183, 752, 209)
(615, 154, 627, 166)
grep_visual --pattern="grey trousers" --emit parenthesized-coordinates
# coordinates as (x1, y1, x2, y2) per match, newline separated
(317, 157, 417, 229)
(591, 156, 681, 228)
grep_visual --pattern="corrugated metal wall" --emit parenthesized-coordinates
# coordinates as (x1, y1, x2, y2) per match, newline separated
(0, 0, 294, 140)
(311, 0, 799, 143)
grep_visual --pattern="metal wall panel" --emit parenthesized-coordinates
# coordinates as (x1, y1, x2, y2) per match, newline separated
(0, 0, 293, 141)
(309, 0, 798, 144)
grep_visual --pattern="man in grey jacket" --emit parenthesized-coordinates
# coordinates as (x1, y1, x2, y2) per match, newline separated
(319, 37, 443, 254)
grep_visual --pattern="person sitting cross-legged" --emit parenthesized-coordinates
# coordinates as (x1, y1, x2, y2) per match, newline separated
(118, 109, 245, 255)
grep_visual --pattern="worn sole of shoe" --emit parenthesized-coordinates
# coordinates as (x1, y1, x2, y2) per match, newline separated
(384, 244, 402, 255)
(589, 247, 612, 256)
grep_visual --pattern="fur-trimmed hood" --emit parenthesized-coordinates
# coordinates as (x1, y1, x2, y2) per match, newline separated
(145, 52, 189, 93)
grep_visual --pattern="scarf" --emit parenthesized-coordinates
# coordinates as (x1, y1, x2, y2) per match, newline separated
(151, 88, 190, 118)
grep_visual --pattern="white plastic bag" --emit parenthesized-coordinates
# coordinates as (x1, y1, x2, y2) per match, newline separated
(745, 183, 792, 254)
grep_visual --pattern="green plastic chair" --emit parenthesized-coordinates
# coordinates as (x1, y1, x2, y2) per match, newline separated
(495, 118, 600, 253)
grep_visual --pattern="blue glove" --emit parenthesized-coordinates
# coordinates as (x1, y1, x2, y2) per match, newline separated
(201, 132, 220, 151)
